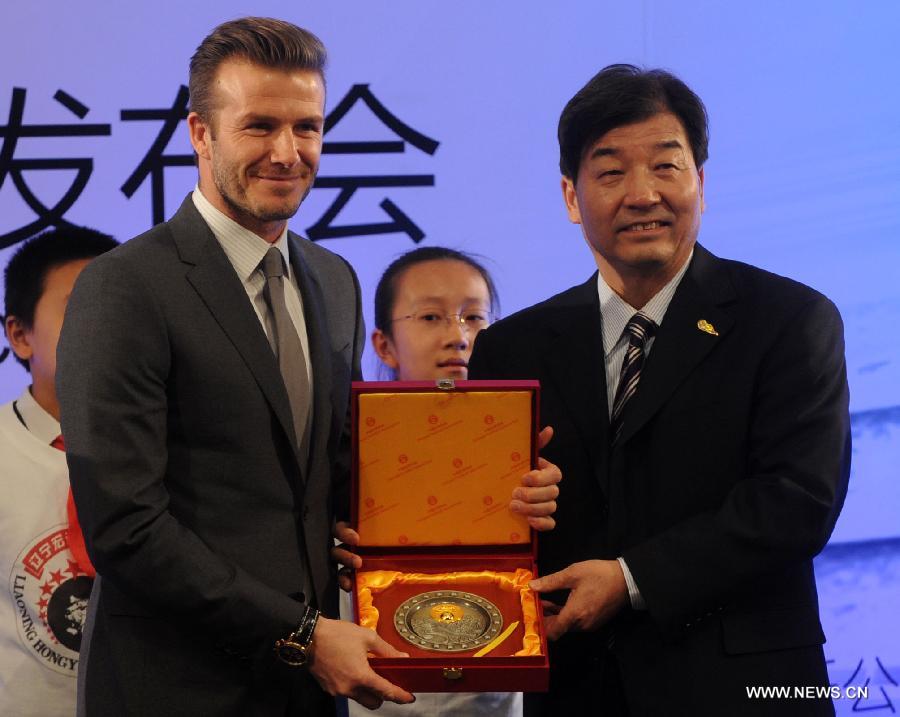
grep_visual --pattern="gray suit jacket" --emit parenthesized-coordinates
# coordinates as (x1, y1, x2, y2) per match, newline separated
(57, 196, 364, 716)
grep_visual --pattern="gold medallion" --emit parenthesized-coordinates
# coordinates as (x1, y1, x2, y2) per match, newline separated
(394, 590, 503, 652)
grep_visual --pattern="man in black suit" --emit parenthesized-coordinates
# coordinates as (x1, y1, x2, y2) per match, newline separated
(468, 65, 850, 716)
(56, 17, 414, 716)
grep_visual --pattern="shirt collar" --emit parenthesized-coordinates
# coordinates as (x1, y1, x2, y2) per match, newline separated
(16, 386, 61, 444)
(597, 249, 694, 357)
(191, 186, 291, 280)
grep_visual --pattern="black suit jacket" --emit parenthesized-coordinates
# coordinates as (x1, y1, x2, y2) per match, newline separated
(468, 245, 850, 716)
(57, 196, 364, 716)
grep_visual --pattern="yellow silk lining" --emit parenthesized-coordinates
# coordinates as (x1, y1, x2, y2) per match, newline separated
(356, 568, 542, 657)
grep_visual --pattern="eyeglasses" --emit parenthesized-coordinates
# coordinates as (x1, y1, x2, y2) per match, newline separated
(390, 309, 493, 332)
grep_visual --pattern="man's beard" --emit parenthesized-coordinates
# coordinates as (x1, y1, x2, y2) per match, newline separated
(213, 161, 312, 225)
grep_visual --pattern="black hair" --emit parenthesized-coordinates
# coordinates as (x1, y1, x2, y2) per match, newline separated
(373, 247, 499, 338)
(558, 64, 709, 181)
(4, 226, 118, 370)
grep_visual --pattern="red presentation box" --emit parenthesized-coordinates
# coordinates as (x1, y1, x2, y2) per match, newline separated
(350, 379, 549, 693)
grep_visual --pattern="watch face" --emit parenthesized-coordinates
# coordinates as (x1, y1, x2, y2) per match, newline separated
(276, 639, 308, 667)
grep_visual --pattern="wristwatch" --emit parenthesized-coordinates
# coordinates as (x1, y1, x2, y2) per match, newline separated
(274, 605, 320, 667)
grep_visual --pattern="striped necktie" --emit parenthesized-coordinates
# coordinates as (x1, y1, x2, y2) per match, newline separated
(610, 312, 658, 444)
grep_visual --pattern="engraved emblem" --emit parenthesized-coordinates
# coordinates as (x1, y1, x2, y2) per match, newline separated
(394, 590, 503, 652)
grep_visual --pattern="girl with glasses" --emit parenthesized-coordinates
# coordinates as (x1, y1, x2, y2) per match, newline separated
(371, 247, 498, 382)
(340, 247, 560, 717)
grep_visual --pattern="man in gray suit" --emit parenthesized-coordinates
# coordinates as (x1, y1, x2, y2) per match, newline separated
(56, 17, 415, 716)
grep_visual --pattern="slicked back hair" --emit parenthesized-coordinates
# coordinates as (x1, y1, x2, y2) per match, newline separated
(189, 16, 327, 122)
(558, 64, 709, 182)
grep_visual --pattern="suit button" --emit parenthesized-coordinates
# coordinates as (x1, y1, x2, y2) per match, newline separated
(302, 505, 310, 521)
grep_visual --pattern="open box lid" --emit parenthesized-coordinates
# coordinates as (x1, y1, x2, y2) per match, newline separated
(351, 379, 540, 553)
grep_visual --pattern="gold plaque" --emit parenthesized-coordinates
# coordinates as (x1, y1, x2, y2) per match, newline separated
(394, 590, 503, 652)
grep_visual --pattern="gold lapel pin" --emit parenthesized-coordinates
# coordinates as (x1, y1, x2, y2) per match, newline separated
(697, 319, 719, 336)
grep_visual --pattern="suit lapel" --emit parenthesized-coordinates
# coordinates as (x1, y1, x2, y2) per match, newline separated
(617, 245, 736, 445)
(168, 197, 306, 478)
(288, 234, 333, 485)
(543, 275, 613, 495)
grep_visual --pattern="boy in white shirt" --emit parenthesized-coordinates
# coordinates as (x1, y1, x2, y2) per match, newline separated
(1, 227, 117, 717)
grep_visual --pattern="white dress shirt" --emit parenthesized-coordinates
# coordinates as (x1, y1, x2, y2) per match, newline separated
(192, 187, 313, 388)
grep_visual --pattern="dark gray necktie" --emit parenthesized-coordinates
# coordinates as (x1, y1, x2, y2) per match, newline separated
(610, 311, 657, 445)
(261, 247, 312, 463)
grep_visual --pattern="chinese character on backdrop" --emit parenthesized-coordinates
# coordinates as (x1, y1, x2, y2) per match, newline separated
(308, 84, 439, 244)
(837, 656, 898, 712)
(0, 88, 111, 248)
(119, 85, 193, 226)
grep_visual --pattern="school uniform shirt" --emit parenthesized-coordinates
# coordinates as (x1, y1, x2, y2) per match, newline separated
(0, 388, 93, 716)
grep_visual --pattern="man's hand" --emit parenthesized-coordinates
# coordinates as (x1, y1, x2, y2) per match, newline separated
(509, 426, 562, 531)
(529, 559, 628, 640)
(331, 520, 361, 592)
(308, 616, 415, 710)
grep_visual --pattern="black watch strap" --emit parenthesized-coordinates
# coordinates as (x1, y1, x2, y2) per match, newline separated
(298, 605, 320, 647)
(274, 605, 320, 667)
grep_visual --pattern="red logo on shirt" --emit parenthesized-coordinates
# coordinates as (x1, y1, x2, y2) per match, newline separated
(10, 525, 93, 676)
